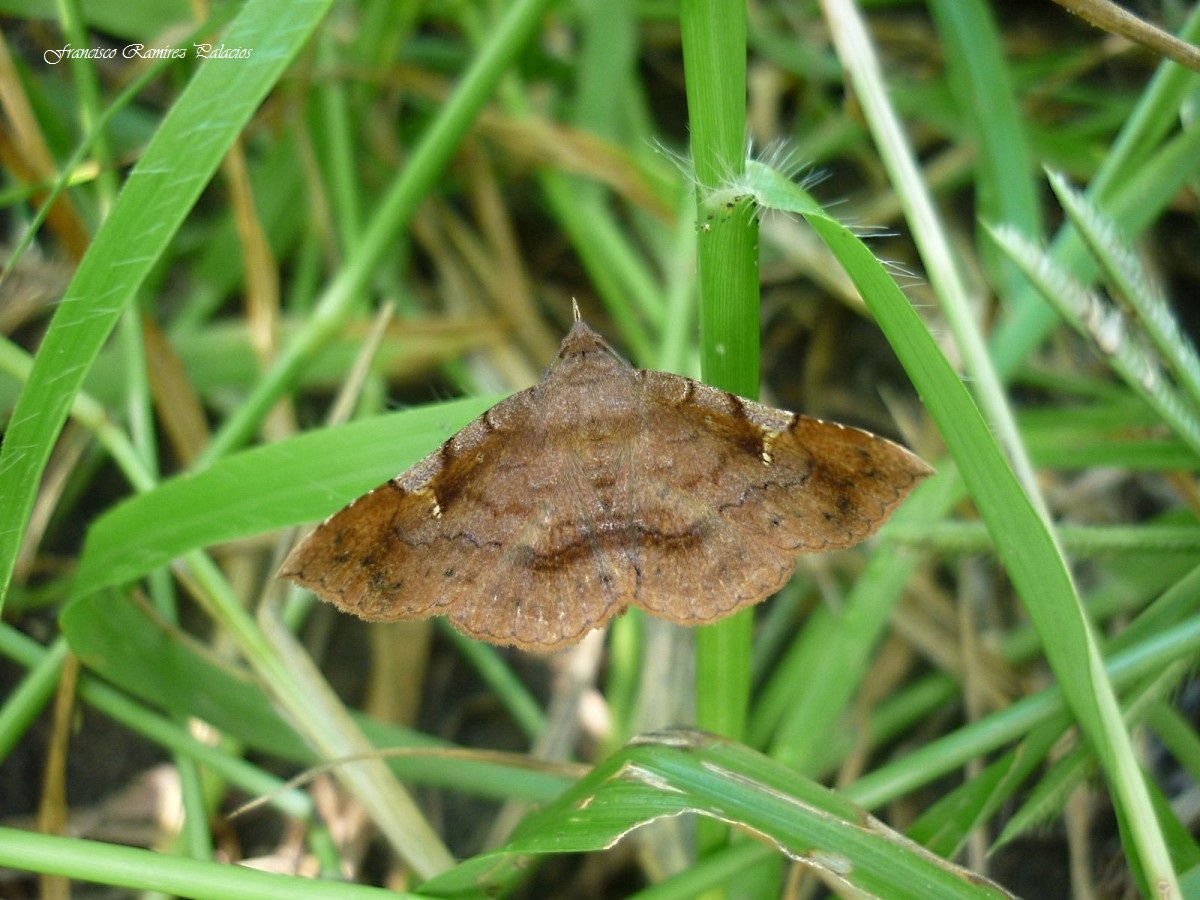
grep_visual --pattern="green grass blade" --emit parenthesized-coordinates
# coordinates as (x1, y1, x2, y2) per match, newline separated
(821, 0, 1046, 518)
(420, 732, 1015, 898)
(74, 396, 496, 593)
(680, 0, 758, 777)
(816, 213, 1177, 894)
(0, 826, 407, 899)
(0, 635, 69, 762)
(927, 0, 1043, 299)
(739, 152, 1178, 890)
(0, 0, 335, 612)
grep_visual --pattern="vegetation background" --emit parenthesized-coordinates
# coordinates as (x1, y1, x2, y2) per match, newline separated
(1, 0, 1199, 897)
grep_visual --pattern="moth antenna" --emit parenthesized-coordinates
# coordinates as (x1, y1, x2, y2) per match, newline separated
(571, 297, 581, 322)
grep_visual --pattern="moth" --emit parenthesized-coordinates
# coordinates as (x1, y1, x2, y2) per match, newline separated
(281, 314, 931, 651)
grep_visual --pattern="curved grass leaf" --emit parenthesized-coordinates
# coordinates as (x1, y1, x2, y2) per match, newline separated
(419, 731, 1014, 898)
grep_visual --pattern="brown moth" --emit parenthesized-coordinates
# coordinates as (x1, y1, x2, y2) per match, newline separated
(280, 314, 932, 651)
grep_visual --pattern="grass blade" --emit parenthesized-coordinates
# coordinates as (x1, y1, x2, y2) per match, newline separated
(0, 0, 335, 612)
